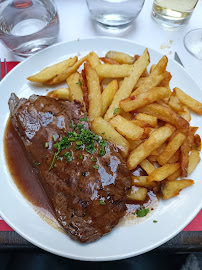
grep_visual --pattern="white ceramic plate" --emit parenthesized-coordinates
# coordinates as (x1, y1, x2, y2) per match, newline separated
(0, 37, 201, 261)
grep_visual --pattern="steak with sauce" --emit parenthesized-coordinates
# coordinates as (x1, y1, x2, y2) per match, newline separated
(8, 93, 131, 243)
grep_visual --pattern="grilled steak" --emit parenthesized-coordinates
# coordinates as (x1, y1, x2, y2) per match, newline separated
(8, 93, 131, 243)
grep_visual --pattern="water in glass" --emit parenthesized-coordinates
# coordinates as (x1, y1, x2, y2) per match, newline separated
(0, 0, 59, 57)
(86, 0, 145, 29)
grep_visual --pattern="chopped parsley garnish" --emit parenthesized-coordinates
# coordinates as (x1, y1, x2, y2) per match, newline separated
(91, 157, 97, 162)
(49, 119, 108, 169)
(45, 142, 49, 148)
(101, 132, 105, 135)
(76, 81, 82, 86)
(80, 116, 87, 122)
(52, 134, 57, 141)
(153, 220, 157, 223)
(136, 206, 149, 217)
(64, 151, 73, 162)
(99, 200, 106, 205)
(34, 162, 40, 166)
(113, 108, 119, 115)
(80, 155, 84, 160)
(99, 140, 107, 156)
(93, 164, 99, 169)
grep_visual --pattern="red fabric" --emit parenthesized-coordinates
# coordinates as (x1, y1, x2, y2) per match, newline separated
(0, 61, 201, 232)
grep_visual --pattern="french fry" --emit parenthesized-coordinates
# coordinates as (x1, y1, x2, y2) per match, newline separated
(192, 134, 201, 151)
(66, 72, 84, 105)
(85, 63, 102, 121)
(133, 77, 147, 89)
(159, 71, 172, 87)
(167, 149, 180, 164)
(131, 73, 164, 96)
(135, 113, 157, 128)
(109, 115, 144, 140)
(81, 69, 89, 111)
(130, 119, 150, 128)
(166, 169, 181, 181)
(104, 49, 150, 121)
(147, 163, 180, 182)
(128, 139, 144, 152)
(91, 117, 129, 157)
(168, 95, 184, 112)
(96, 64, 132, 78)
(120, 111, 133, 121)
(140, 159, 156, 174)
(126, 186, 147, 201)
(27, 57, 77, 83)
(100, 57, 120, 65)
(150, 64, 156, 73)
(132, 176, 156, 188)
(105, 51, 135, 64)
(161, 179, 194, 199)
(178, 105, 191, 122)
(173, 87, 202, 115)
(157, 132, 186, 165)
(180, 127, 198, 177)
(87, 52, 101, 68)
(121, 87, 171, 112)
(101, 80, 118, 116)
(151, 142, 167, 156)
(187, 150, 201, 175)
(127, 125, 173, 170)
(137, 102, 189, 135)
(47, 88, 70, 100)
(46, 56, 87, 84)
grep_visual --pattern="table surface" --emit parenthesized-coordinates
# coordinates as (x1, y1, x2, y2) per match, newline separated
(0, 0, 202, 255)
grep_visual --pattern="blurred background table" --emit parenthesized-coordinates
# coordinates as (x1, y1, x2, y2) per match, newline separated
(0, 0, 202, 256)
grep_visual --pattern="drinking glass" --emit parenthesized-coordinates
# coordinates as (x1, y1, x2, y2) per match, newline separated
(86, 0, 145, 29)
(184, 29, 202, 60)
(151, 0, 199, 30)
(0, 0, 59, 57)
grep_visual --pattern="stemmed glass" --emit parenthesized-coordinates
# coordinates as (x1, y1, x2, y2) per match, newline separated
(184, 29, 202, 60)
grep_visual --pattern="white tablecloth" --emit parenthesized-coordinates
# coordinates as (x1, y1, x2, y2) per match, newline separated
(1, 0, 202, 89)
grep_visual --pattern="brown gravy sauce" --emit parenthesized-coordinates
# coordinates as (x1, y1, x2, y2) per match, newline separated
(4, 117, 158, 230)
(4, 118, 55, 218)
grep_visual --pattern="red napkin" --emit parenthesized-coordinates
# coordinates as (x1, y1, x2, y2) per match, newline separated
(0, 62, 201, 232)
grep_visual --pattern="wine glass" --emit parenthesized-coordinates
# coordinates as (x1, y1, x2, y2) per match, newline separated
(184, 29, 202, 60)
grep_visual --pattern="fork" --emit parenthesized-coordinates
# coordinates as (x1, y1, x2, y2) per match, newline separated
(0, 58, 7, 81)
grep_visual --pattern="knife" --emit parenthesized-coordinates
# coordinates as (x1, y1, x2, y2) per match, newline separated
(174, 52, 184, 67)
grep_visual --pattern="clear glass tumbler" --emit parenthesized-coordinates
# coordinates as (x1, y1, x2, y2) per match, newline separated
(152, 0, 199, 30)
(0, 0, 59, 57)
(86, 0, 145, 29)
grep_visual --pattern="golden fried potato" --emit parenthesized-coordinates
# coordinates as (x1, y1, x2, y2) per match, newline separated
(147, 163, 180, 182)
(104, 49, 150, 121)
(110, 115, 144, 140)
(135, 113, 157, 128)
(132, 176, 156, 188)
(126, 186, 148, 201)
(127, 125, 173, 170)
(157, 132, 186, 165)
(140, 159, 156, 174)
(105, 51, 135, 64)
(137, 102, 189, 135)
(85, 63, 102, 121)
(92, 117, 130, 158)
(174, 87, 202, 115)
(47, 88, 70, 100)
(87, 52, 101, 68)
(161, 179, 194, 199)
(27, 57, 77, 83)
(101, 80, 118, 116)
(66, 72, 84, 105)
(187, 150, 201, 175)
(120, 87, 171, 112)
(96, 64, 132, 78)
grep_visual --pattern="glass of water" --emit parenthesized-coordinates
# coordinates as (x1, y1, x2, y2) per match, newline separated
(86, 0, 145, 29)
(0, 0, 59, 57)
(151, 0, 199, 30)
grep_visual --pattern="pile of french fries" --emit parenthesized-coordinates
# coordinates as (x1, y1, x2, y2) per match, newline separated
(27, 49, 202, 202)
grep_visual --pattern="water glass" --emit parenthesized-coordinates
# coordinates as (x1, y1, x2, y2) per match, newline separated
(0, 0, 59, 57)
(152, 0, 199, 30)
(86, 0, 145, 29)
